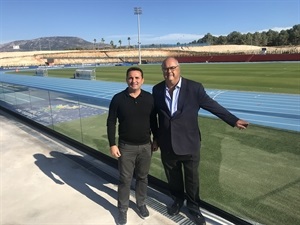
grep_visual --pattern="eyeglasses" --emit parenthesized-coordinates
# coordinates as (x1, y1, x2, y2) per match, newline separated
(162, 65, 178, 72)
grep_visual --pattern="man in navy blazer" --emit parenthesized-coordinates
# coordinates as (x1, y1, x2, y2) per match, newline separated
(152, 57, 249, 225)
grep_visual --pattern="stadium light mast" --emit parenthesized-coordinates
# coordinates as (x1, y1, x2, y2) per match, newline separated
(134, 7, 142, 65)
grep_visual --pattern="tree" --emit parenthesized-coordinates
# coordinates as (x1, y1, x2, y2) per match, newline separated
(288, 24, 300, 45)
(266, 29, 279, 46)
(215, 35, 227, 45)
(260, 32, 268, 46)
(227, 31, 243, 44)
(118, 40, 122, 47)
(110, 40, 114, 48)
(252, 32, 261, 46)
(245, 32, 253, 45)
(277, 30, 289, 45)
(201, 33, 214, 44)
(189, 24, 299, 47)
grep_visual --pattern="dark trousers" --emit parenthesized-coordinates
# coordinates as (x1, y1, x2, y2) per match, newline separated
(161, 145, 201, 213)
(117, 142, 152, 211)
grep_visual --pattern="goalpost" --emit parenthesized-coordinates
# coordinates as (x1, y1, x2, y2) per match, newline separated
(74, 69, 96, 80)
(35, 68, 48, 77)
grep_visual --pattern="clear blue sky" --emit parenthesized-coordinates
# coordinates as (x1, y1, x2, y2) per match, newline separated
(0, 0, 299, 45)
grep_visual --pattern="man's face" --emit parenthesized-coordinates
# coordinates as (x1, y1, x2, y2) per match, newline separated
(126, 70, 144, 91)
(162, 59, 180, 86)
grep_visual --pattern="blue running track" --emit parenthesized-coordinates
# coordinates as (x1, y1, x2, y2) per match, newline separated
(0, 73, 299, 132)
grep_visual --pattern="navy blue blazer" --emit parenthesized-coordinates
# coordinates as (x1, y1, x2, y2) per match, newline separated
(152, 77, 239, 155)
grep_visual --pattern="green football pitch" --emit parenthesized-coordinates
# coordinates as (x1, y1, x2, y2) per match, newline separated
(17, 62, 300, 94)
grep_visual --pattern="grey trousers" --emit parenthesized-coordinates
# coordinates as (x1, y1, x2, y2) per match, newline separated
(117, 142, 152, 211)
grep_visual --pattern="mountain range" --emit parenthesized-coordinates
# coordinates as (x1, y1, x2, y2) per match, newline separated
(0, 36, 110, 52)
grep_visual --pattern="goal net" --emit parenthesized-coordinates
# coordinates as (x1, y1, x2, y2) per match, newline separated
(35, 68, 48, 77)
(74, 69, 96, 80)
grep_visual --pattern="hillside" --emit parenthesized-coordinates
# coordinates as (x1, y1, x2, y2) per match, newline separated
(0, 36, 110, 52)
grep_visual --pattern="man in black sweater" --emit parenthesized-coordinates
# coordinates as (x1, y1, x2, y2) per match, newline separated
(107, 67, 158, 225)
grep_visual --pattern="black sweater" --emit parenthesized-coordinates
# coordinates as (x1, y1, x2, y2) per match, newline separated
(107, 88, 157, 146)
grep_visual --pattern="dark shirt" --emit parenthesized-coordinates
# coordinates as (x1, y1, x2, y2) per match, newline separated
(107, 88, 157, 146)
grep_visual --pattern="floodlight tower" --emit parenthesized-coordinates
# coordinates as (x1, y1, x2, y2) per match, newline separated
(134, 7, 142, 65)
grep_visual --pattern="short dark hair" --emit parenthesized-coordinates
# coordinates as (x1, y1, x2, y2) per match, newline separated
(126, 67, 143, 78)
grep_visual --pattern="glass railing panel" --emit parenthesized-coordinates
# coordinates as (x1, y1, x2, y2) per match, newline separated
(77, 95, 110, 155)
(0, 82, 5, 103)
(28, 88, 53, 129)
(13, 85, 33, 119)
(49, 91, 82, 142)
(199, 106, 300, 225)
(0, 82, 4, 101)
(1, 83, 17, 111)
(149, 151, 167, 182)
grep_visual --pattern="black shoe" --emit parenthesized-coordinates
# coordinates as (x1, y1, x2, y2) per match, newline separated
(167, 200, 183, 216)
(117, 210, 127, 225)
(137, 205, 149, 219)
(189, 210, 206, 225)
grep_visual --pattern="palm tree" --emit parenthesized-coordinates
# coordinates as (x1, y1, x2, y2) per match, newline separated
(99, 38, 105, 49)
(93, 38, 96, 49)
(127, 37, 131, 48)
(110, 40, 114, 48)
(118, 40, 122, 47)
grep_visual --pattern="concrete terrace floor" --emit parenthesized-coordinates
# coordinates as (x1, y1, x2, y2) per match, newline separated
(0, 109, 235, 225)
